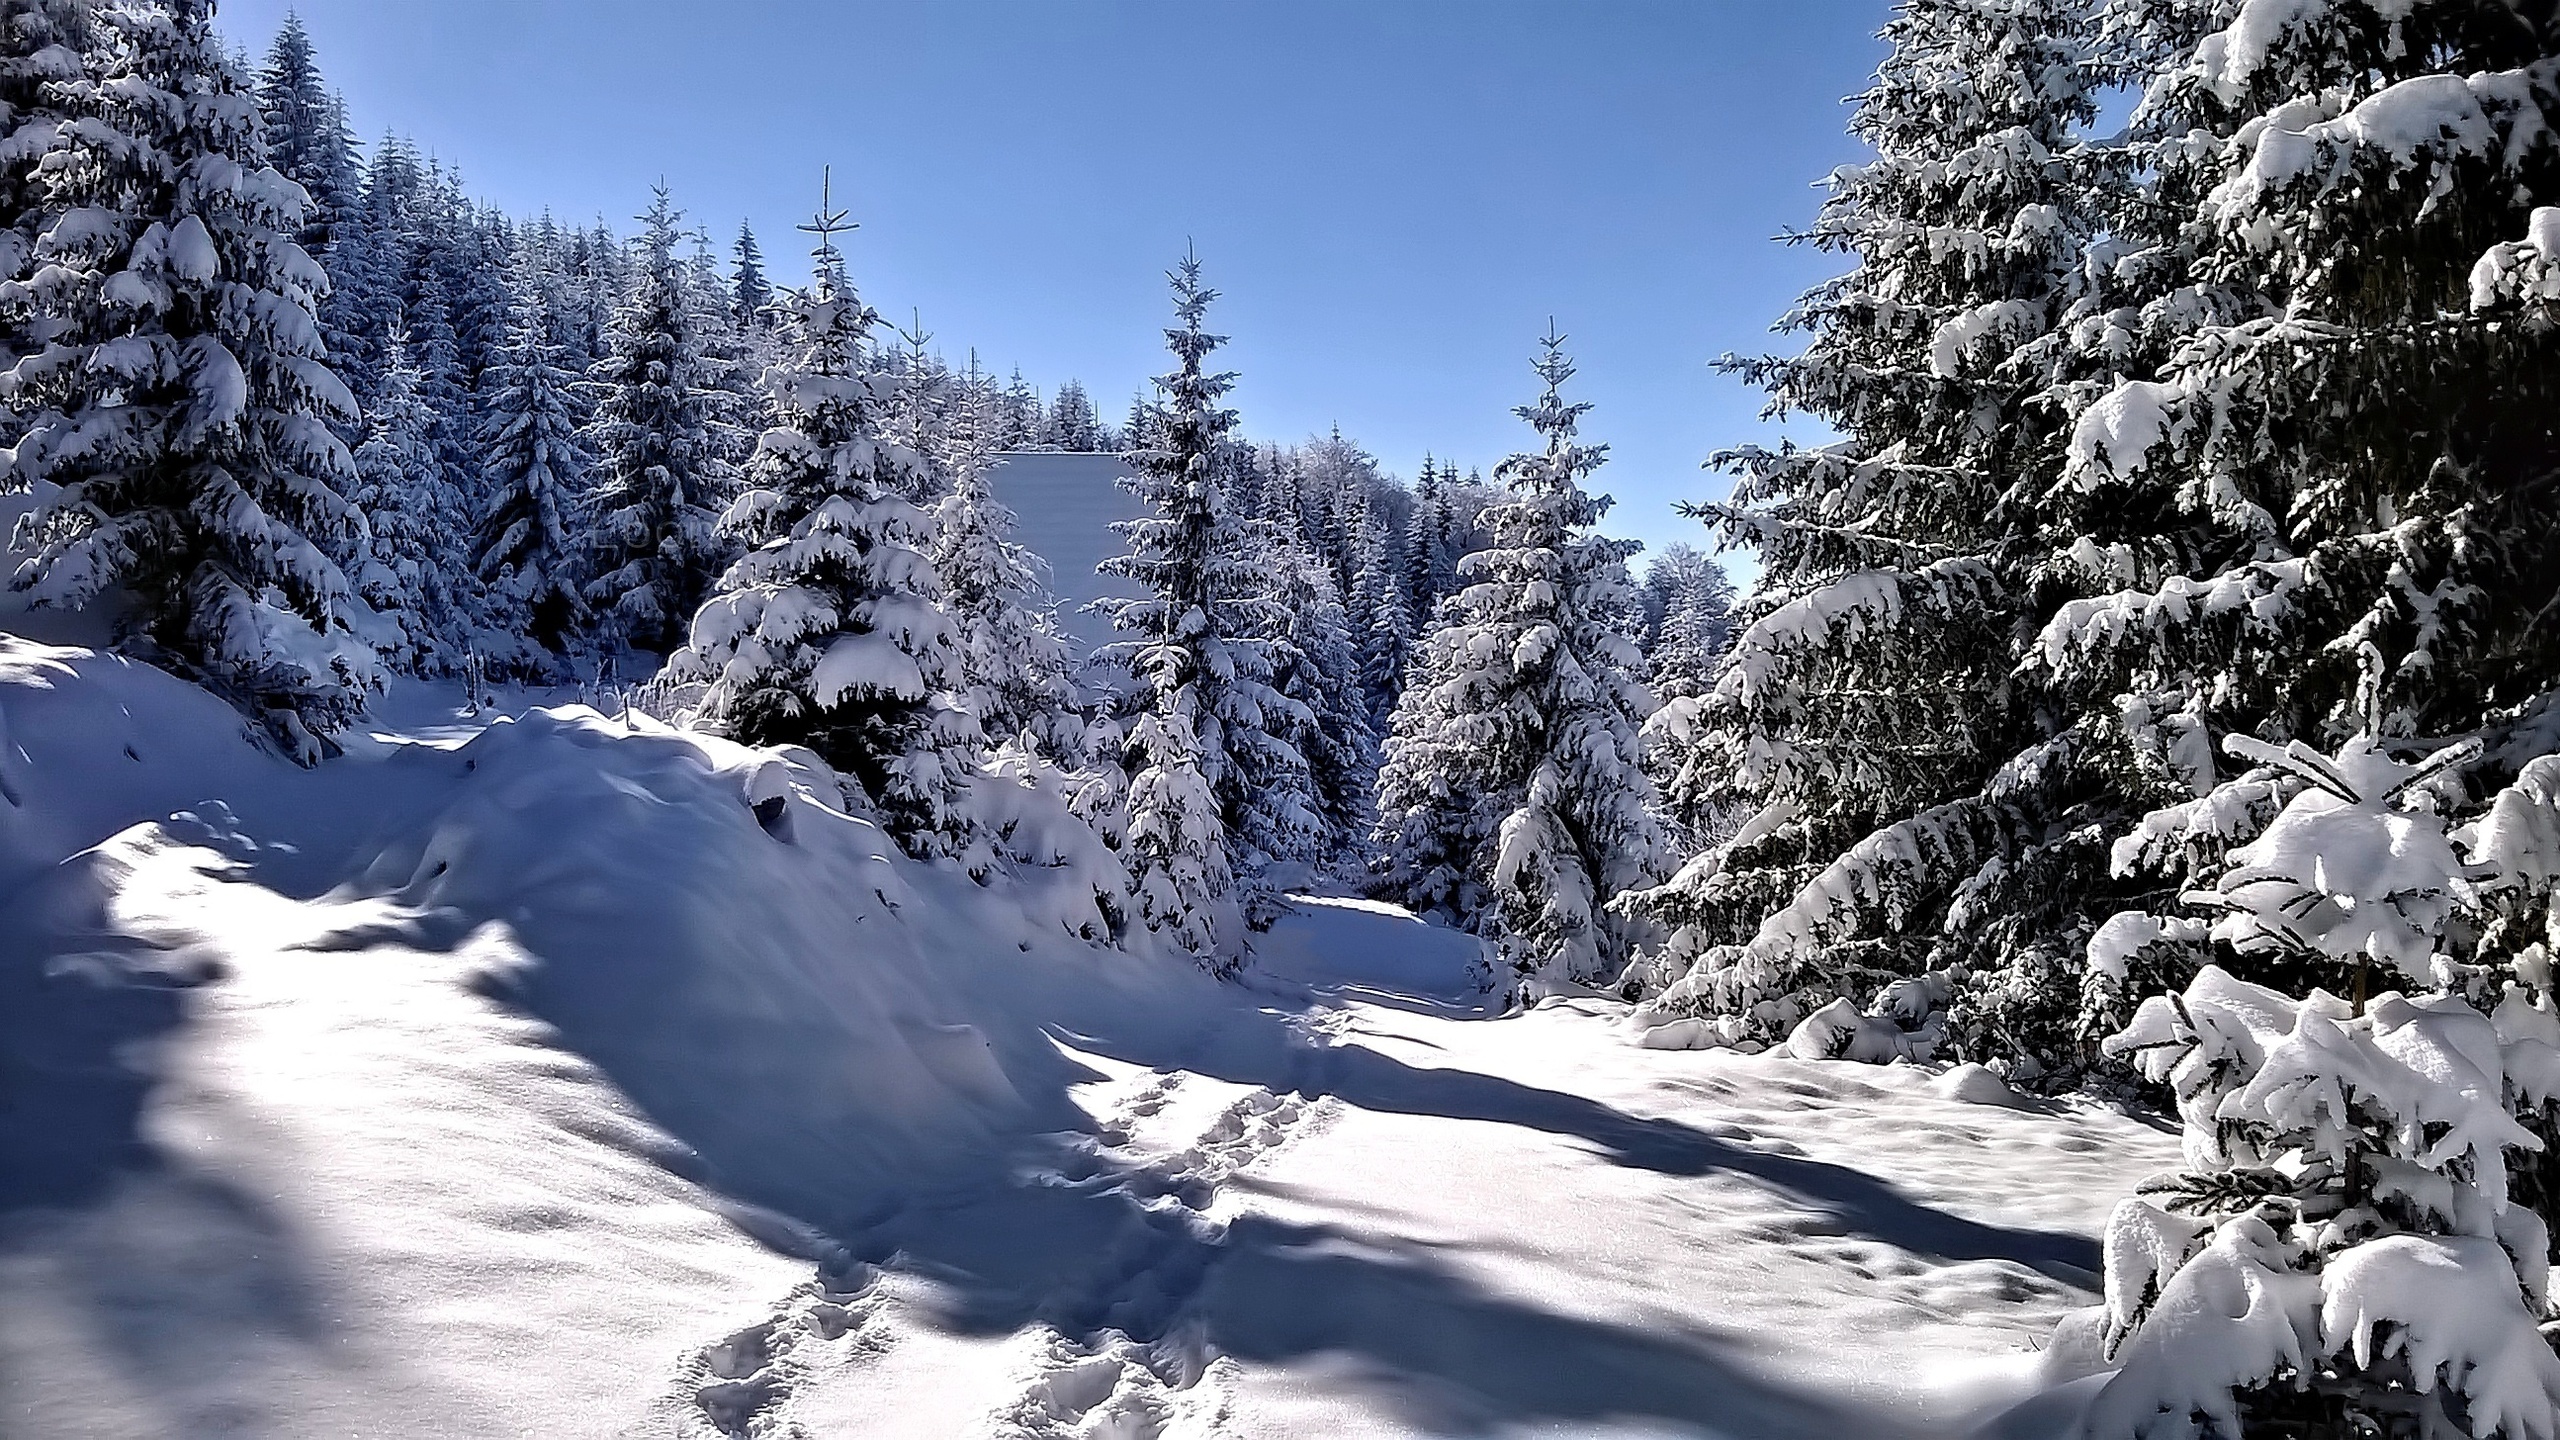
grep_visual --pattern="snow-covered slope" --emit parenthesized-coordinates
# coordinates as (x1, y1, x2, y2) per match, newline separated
(0, 637, 2179, 1438)
(985, 450, 1149, 669)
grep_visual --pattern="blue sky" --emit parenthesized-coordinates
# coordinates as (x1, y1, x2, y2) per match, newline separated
(218, 0, 1892, 561)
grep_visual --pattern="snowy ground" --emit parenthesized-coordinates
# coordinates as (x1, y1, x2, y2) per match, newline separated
(0, 638, 2179, 1438)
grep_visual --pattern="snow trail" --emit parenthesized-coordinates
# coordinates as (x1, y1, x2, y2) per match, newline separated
(0, 660, 2182, 1438)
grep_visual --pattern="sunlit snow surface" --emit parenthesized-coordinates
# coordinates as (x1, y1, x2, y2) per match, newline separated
(983, 449, 1150, 671)
(0, 637, 2178, 1438)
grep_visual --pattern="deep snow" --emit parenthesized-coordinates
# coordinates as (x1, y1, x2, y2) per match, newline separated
(0, 636, 2180, 1438)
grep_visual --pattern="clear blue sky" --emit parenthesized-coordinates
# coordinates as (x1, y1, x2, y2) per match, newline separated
(217, 0, 1891, 561)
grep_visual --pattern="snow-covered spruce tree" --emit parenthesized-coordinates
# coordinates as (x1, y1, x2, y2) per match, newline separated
(2077, 733, 2560, 1439)
(730, 219, 770, 332)
(1093, 250, 1319, 967)
(1619, 0, 2115, 1057)
(581, 184, 733, 658)
(1041, 377, 1106, 451)
(253, 10, 354, 263)
(1120, 390, 1156, 455)
(4, 0, 374, 759)
(666, 186, 980, 854)
(1268, 533, 1377, 868)
(1637, 544, 1736, 705)
(1349, 492, 1412, 729)
(0, 0, 86, 424)
(1403, 455, 1459, 629)
(684, 226, 763, 492)
(1373, 330, 1668, 996)
(347, 321, 467, 673)
(1992, 0, 2560, 1072)
(472, 256, 590, 667)
(930, 378, 1079, 761)
(876, 312, 953, 498)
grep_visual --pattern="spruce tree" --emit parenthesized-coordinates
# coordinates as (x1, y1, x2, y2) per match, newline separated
(581, 184, 731, 657)
(347, 321, 465, 674)
(1402, 455, 1457, 629)
(1093, 250, 1318, 965)
(1348, 493, 1411, 728)
(473, 254, 590, 664)
(930, 382, 1079, 761)
(1268, 534, 1375, 867)
(1374, 331, 1668, 995)
(254, 11, 353, 262)
(684, 225, 762, 494)
(1622, 0, 2102, 1053)
(997, 368, 1039, 448)
(878, 311, 952, 497)
(1120, 390, 1156, 454)
(1042, 377, 1104, 451)
(1993, 0, 2560, 1067)
(0, 0, 87, 427)
(730, 219, 770, 331)
(5, 0, 374, 759)
(667, 181, 980, 852)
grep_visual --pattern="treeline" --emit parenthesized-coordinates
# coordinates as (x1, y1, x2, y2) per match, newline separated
(0, 0, 1733, 947)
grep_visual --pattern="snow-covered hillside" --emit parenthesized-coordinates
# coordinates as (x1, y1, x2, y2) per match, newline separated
(0, 638, 2179, 1438)
(984, 450, 1149, 671)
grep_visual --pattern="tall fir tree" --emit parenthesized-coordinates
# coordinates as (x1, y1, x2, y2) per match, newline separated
(580, 184, 731, 657)
(730, 218, 770, 331)
(473, 252, 590, 664)
(1348, 492, 1411, 728)
(0, 0, 88, 430)
(347, 320, 467, 673)
(2014, 0, 2560, 1059)
(1269, 535, 1377, 867)
(5, 0, 374, 759)
(1623, 0, 2104, 1053)
(667, 180, 980, 853)
(1374, 330, 1668, 995)
(1094, 250, 1319, 966)
(253, 10, 353, 262)
(1041, 377, 1105, 451)
(1403, 454, 1458, 629)
(930, 377, 1080, 761)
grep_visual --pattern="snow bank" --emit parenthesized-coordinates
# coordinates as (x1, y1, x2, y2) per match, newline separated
(0, 639, 276, 894)
(1, 638, 2189, 1437)
(0, 639, 1241, 1433)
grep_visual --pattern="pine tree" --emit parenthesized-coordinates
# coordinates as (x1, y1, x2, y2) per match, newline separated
(473, 252, 590, 664)
(667, 180, 980, 852)
(1094, 250, 1318, 966)
(1348, 493, 1411, 727)
(5, 0, 374, 759)
(254, 11, 353, 262)
(348, 321, 466, 673)
(1991, 0, 2560, 1069)
(1270, 537, 1377, 867)
(1042, 377, 1105, 451)
(730, 219, 770, 331)
(1374, 330, 1668, 995)
(0, 0, 88, 429)
(931, 381, 1079, 761)
(581, 184, 731, 657)
(1402, 455, 1457, 629)
(1622, 0, 2104, 1054)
